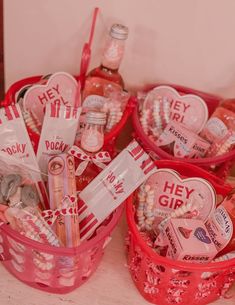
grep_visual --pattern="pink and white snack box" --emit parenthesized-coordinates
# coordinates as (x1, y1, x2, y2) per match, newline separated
(79, 140, 157, 241)
(156, 121, 210, 158)
(164, 218, 218, 263)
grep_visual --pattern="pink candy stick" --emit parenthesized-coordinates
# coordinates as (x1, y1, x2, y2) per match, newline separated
(48, 154, 80, 247)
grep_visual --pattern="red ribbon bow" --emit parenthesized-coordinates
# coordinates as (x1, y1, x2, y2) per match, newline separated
(41, 195, 77, 226)
(68, 145, 111, 176)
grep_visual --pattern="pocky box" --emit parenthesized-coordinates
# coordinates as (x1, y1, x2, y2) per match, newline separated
(37, 103, 81, 175)
(78, 140, 157, 240)
(156, 121, 210, 158)
(47, 153, 80, 247)
(164, 218, 218, 263)
(0, 104, 48, 208)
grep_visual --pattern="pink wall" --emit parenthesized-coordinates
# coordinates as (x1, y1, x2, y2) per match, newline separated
(4, 0, 235, 98)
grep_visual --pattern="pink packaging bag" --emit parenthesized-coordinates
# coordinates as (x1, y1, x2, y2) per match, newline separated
(79, 140, 157, 240)
(5, 206, 62, 247)
(37, 103, 81, 175)
(164, 218, 218, 263)
(0, 104, 48, 207)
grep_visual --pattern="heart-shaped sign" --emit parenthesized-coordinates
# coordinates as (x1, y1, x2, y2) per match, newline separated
(23, 72, 78, 124)
(143, 86, 208, 133)
(194, 227, 212, 244)
(146, 169, 216, 222)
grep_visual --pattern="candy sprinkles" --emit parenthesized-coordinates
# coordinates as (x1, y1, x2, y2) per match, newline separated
(136, 183, 155, 231)
(105, 102, 123, 132)
(140, 93, 171, 139)
(22, 110, 41, 136)
(140, 108, 150, 135)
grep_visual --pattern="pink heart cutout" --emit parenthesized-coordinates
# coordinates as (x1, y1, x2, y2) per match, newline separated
(147, 169, 216, 222)
(23, 72, 78, 123)
(144, 86, 208, 133)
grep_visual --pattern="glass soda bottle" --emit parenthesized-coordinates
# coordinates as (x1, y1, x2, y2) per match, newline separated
(80, 111, 106, 153)
(89, 23, 128, 87)
(201, 105, 235, 144)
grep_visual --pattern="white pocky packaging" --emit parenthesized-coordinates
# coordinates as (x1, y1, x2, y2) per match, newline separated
(78, 140, 157, 240)
(36, 103, 81, 175)
(0, 104, 48, 208)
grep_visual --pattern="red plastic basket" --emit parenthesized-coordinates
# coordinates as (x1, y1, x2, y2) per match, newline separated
(126, 160, 235, 305)
(0, 204, 123, 294)
(132, 84, 235, 179)
(3, 75, 136, 157)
